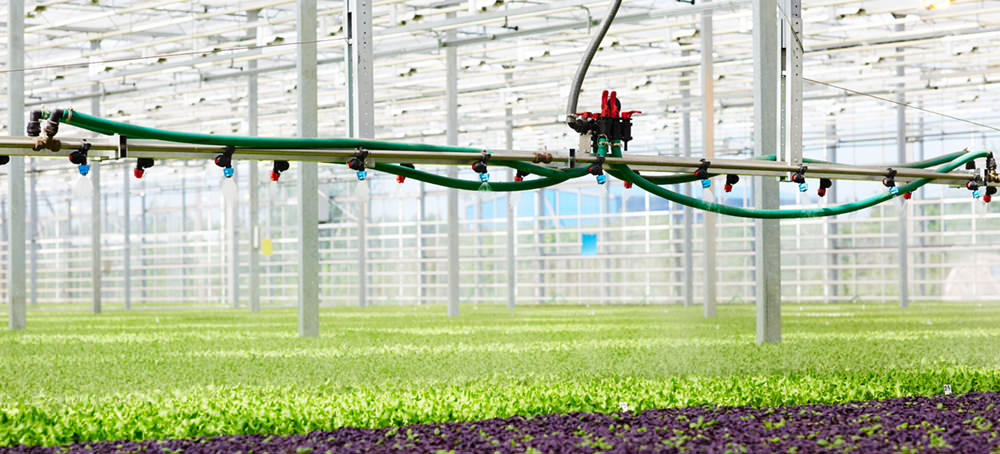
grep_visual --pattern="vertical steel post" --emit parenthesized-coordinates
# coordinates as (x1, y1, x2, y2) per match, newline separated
(29, 159, 37, 307)
(123, 159, 131, 309)
(446, 12, 460, 317)
(825, 119, 839, 300)
(783, 0, 803, 168)
(228, 171, 239, 309)
(349, 0, 374, 308)
(701, 3, 717, 317)
(680, 52, 694, 308)
(297, 0, 320, 337)
(505, 92, 516, 309)
(754, 0, 781, 344)
(896, 23, 910, 309)
(248, 9, 261, 313)
(7, 0, 26, 329)
(90, 40, 102, 314)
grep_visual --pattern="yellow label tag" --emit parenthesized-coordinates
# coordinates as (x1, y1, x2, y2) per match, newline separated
(261, 239, 273, 256)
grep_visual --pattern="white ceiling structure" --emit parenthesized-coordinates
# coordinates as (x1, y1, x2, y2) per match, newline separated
(2, 0, 1000, 162)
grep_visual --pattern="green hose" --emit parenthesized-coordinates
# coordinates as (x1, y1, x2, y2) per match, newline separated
(374, 163, 588, 191)
(608, 150, 987, 219)
(46, 109, 981, 220)
(639, 151, 970, 185)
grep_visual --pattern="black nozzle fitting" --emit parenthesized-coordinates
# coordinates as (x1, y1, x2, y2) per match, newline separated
(694, 159, 711, 180)
(214, 146, 235, 169)
(472, 152, 491, 174)
(588, 156, 606, 176)
(883, 168, 898, 188)
(791, 166, 808, 184)
(348, 149, 368, 172)
(44, 109, 64, 138)
(69, 142, 90, 165)
(26, 111, 42, 137)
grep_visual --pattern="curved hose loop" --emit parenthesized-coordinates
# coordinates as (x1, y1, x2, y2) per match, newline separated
(638, 151, 971, 185)
(374, 163, 588, 191)
(565, 0, 623, 123)
(608, 150, 987, 219)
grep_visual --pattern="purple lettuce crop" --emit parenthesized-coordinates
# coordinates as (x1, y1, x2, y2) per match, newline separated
(5, 392, 999, 453)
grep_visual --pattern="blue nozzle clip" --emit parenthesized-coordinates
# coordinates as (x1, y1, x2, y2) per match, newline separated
(798, 182, 809, 193)
(480, 172, 490, 183)
(701, 179, 711, 189)
(596, 174, 607, 185)
(974, 188, 983, 199)
(223, 167, 234, 178)
(888, 186, 900, 196)
(357, 170, 368, 181)
(78, 164, 90, 176)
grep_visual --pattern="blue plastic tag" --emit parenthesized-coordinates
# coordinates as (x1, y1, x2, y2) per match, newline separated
(798, 182, 808, 192)
(888, 186, 899, 195)
(596, 174, 607, 185)
(357, 170, 367, 181)
(78, 164, 90, 176)
(701, 179, 711, 188)
(973, 188, 983, 199)
(480, 172, 490, 183)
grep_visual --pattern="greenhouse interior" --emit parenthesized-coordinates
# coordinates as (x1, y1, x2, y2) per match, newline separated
(3, 0, 1000, 452)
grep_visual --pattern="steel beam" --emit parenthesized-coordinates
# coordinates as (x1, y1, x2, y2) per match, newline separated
(897, 23, 910, 309)
(754, 0, 781, 344)
(248, 9, 261, 313)
(90, 39, 102, 315)
(446, 12, 460, 317)
(29, 159, 37, 307)
(783, 0, 803, 168)
(7, 0, 26, 329)
(680, 51, 694, 308)
(297, 0, 320, 337)
(505, 72, 516, 309)
(701, 2, 717, 318)
(349, 0, 374, 308)
(123, 158, 131, 310)
(825, 119, 839, 301)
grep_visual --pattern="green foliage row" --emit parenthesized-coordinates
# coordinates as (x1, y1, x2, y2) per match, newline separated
(2, 303, 999, 446)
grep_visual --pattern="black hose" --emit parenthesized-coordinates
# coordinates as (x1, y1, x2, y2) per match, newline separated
(565, 0, 623, 124)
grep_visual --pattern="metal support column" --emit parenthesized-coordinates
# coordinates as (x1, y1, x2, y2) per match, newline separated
(701, 3, 717, 318)
(29, 159, 37, 307)
(228, 171, 239, 309)
(297, 0, 320, 337)
(754, 0, 781, 344)
(248, 9, 261, 313)
(123, 158, 131, 310)
(446, 13, 460, 317)
(7, 0, 26, 329)
(90, 40, 102, 314)
(680, 52, 694, 308)
(505, 72, 516, 309)
(896, 23, 910, 309)
(348, 0, 374, 308)
(825, 119, 839, 300)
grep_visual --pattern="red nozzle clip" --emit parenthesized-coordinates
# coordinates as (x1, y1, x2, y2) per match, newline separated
(621, 111, 642, 119)
(624, 181, 633, 189)
(903, 192, 912, 200)
(724, 184, 733, 193)
(601, 90, 610, 117)
(609, 91, 619, 117)
(986, 195, 992, 203)
(133, 168, 144, 179)
(818, 188, 827, 198)
(396, 175, 406, 184)
(514, 176, 524, 182)
(271, 171, 281, 182)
